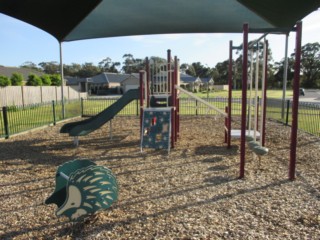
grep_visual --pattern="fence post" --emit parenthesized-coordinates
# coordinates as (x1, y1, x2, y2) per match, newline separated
(3, 107, 9, 139)
(136, 99, 139, 116)
(81, 98, 84, 117)
(21, 86, 25, 108)
(285, 100, 290, 126)
(52, 101, 56, 125)
(196, 100, 198, 116)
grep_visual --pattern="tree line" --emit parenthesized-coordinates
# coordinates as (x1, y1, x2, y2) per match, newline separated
(1, 42, 319, 88)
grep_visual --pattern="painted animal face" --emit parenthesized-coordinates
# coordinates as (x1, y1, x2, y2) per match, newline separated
(56, 185, 84, 219)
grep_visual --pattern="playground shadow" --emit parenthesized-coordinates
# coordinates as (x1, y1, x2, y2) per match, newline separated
(195, 145, 238, 156)
(207, 165, 229, 172)
(64, 178, 289, 239)
(0, 134, 141, 168)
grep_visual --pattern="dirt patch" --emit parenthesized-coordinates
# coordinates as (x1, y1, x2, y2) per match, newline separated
(0, 116, 319, 239)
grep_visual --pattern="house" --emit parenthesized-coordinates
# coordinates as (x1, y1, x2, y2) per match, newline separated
(179, 73, 202, 92)
(120, 73, 140, 93)
(66, 72, 140, 95)
(200, 77, 214, 91)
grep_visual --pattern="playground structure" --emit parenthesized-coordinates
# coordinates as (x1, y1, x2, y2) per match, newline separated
(139, 50, 179, 153)
(225, 22, 303, 180)
(45, 159, 118, 221)
(139, 50, 227, 153)
(60, 89, 139, 145)
(225, 35, 269, 164)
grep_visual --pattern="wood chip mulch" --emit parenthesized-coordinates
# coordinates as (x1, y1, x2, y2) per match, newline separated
(0, 116, 319, 239)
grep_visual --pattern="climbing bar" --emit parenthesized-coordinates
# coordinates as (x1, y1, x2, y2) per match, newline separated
(175, 86, 227, 117)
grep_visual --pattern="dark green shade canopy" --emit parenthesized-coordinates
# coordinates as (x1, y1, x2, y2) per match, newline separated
(0, 0, 319, 42)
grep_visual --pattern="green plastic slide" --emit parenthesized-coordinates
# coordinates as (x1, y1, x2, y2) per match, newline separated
(60, 89, 139, 136)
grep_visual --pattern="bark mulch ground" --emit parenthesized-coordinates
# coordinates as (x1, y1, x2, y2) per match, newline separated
(0, 116, 319, 239)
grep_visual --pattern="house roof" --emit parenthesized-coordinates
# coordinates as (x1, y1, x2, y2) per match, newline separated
(65, 76, 86, 85)
(105, 73, 132, 84)
(201, 77, 214, 83)
(0, 66, 44, 80)
(180, 73, 200, 84)
(65, 72, 140, 85)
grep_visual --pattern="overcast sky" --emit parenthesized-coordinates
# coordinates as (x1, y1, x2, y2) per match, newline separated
(0, 9, 319, 69)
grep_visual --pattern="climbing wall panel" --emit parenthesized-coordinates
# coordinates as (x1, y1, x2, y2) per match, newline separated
(141, 108, 172, 152)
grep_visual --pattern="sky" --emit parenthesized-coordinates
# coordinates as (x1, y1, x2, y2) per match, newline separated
(0, 9, 319, 70)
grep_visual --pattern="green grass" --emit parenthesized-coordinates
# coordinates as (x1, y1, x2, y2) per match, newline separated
(187, 90, 293, 99)
(3, 100, 81, 137)
(1, 92, 319, 138)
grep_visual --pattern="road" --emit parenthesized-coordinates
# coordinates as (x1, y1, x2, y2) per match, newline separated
(299, 89, 320, 103)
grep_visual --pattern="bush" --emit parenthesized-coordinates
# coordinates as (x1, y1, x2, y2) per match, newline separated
(26, 74, 42, 86)
(0, 75, 11, 87)
(11, 73, 24, 86)
(41, 74, 52, 86)
(50, 74, 62, 86)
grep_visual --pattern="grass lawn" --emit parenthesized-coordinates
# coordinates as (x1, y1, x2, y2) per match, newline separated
(190, 89, 293, 99)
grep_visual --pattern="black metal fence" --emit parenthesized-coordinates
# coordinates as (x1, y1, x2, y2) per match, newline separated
(0, 100, 81, 138)
(1, 97, 320, 139)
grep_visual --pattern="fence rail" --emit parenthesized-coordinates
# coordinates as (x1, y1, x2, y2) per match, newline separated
(1, 96, 320, 139)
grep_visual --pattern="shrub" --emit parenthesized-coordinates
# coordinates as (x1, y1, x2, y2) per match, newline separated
(50, 74, 62, 86)
(41, 74, 52, 86)
(26, 74, 42, 86)
(11, 73, 24, 86)
(0, 75, 11, 87)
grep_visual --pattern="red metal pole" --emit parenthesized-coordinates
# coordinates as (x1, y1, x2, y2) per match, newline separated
(167, 49, 171, 95)
(171, 107, 175, 148)
(146, 58, 150, 107)
(225, 106, 228, 143)
(139, 71, 144, 129)
(262, 40, 268, 147)
(227, 40, 233, 149)
(289, 21, 302, 181)
(256, 96, 259, 132)
(240, 23, 249, 179)
(174, 56, 179, 142)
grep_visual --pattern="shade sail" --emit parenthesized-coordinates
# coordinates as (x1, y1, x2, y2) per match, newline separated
(0, 0, 319, 42)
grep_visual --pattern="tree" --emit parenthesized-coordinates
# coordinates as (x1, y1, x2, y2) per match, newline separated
(11, 73, 24, 86)
(26, 74, 42, 86)
(20, 61, 41, 71)
(180, 63, 196, 76)
(215, 60, 229, 85)
(41, 74, 52, 86)
(122, 54, 145, 73)
(99, 57, 120, 73)
(0, 75, 11, 87)
(49, 74, 62, 86)
(38, 61, 60, 74)
(77, 62, 102, 77)
(298, 42, 320, 88)
(64, 63, 82, 77)
(273, 58, 295, 88)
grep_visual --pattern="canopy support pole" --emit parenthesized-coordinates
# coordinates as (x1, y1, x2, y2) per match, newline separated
(281, 33, 289, 119)
(227, 40, 233, 149)
(59, 42, 65, 119)
(240, 23, 249, 179)
(289, 21, 302, 181)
